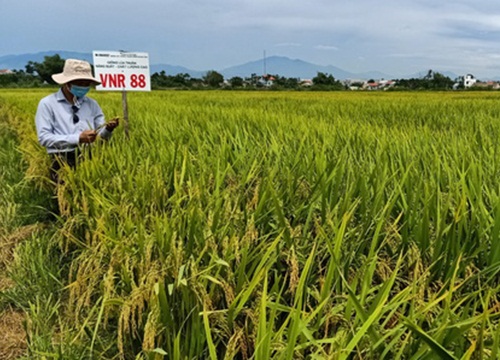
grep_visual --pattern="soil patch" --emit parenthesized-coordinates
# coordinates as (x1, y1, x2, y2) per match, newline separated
(0, 223, 46, 268)
(0, 223, 44, 359)
(0, 309, 26, 359)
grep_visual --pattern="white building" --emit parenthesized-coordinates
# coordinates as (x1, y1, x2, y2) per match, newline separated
(453, 74, 477, 89)
(464, 74, 477, 88)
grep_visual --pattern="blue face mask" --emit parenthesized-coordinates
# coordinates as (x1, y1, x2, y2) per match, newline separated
(69, 84, 90, 98)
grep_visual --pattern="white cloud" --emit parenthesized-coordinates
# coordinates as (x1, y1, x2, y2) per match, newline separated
(3, 0, 500, 77)
(275, 43, 302, 47)
(315, 45, 339, 51)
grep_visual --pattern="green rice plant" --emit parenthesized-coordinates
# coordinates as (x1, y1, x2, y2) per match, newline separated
(3, 89, 500, 358)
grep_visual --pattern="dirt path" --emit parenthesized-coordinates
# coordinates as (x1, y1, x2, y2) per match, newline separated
(0, 308, 26, 359)
(0, 224, 44, 359)
(0, 100, 48, 358)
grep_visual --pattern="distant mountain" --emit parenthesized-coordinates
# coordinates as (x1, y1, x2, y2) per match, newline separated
(219, 56, 393, 80)
(0, 51, 93, 71)
(442, 71, 460, 80)
(150, 64, 205, 79)
(0, 51, 208, 78)
(0, 50, 487, 81)
(404, 70, 460, 81)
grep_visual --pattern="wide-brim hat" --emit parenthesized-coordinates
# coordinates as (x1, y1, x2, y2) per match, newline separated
(52, 59, 101, 85)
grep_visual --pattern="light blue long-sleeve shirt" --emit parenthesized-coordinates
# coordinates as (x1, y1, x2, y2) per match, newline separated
(35, 88, 112, 154)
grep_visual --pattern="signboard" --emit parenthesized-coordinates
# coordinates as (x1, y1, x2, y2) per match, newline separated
(93, 51, 151, 91)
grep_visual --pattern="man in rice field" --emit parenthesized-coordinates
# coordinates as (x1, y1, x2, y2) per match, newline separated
(35, 59, 119, 183)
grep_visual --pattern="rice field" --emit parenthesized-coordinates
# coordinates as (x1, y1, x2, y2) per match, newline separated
(1, 89, 500, 359)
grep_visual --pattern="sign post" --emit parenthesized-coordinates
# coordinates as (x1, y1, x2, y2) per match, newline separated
(92, 50, 151, 138)
(122, 91, 129, 138)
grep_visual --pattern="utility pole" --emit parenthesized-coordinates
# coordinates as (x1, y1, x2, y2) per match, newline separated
(263, 50, 267, 76)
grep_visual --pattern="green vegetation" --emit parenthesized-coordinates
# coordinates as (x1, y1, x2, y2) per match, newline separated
(1, 90, 500, 358)
(0, 92, 64, 358)
(0, 54, 65, 88)
(25, 54, 65, 85)
(0, 53, 465, 90)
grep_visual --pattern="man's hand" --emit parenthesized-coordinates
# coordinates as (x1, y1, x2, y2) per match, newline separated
(105, 117, 120, 131)
(79, 130, 97, 143)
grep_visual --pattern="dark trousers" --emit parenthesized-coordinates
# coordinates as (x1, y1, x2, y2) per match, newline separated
(48, 151, 77, 217)
(49, 151, 77, 184)
(48, 148, 91, 216)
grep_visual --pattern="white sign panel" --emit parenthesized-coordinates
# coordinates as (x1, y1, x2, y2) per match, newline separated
(93, 51, 151, 91)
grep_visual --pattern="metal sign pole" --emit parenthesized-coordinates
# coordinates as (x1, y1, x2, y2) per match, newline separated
(122, 90, 129, 139)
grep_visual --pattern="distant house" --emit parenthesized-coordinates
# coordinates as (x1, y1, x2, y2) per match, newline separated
(256, 75, 275, 87)
(300, 79, 313, 87)
(471, 80, 500, 90)
(464, 74, 477, 88)
(263, 75, 275, 87)
(453, 74, 478, 89)
(379, 80, 395, 90)
(0, 69, 13, 75)
(487, 81, 500, 90)
(364, 81, 379, 90)
(362, 79, 395, 91)
(344, 79, 365, 90)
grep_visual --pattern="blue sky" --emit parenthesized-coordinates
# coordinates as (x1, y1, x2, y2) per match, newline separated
(2, 0, 500, 78)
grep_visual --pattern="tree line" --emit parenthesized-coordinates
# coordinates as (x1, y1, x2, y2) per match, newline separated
(0, 54, 480, 91)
